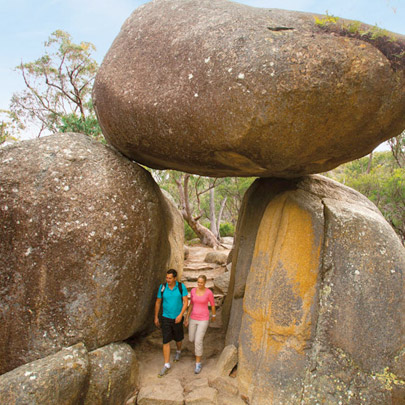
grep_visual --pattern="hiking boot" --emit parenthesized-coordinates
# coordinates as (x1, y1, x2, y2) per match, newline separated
(194, 363, 202, 374)
(173, 351, 181, 362)
(158, 365, 170, 378)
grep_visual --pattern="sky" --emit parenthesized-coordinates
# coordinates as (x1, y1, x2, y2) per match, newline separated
(0, 0, 403, 142)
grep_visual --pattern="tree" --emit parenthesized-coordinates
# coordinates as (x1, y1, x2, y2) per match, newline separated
(326, 151, 405, 244)
(0, 110, 20, 146)
(175, 173, 221, 248)
(388, 130, 405, 168)
(151, 169, 255, 247)
(10, 30, 102, 139)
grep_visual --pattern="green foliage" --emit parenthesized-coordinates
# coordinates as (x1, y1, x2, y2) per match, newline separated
(314, 12, 339, 27)
(219, 222, 235, 237)
(0, 110, 20, 145)
(326, 151, 405, 243)
(184, 221, 197, 241)
(314, 13, 404, 70)
(57, 112, 104, 143)
(10, 30, 103, 140)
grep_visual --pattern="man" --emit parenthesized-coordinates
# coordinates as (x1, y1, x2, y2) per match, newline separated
(154, 268, 188, 377)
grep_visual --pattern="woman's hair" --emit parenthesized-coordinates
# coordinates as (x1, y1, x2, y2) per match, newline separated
(197, 275, 207, 282)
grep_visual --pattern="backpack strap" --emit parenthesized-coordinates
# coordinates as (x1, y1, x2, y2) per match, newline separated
(161, 282, 184, 305)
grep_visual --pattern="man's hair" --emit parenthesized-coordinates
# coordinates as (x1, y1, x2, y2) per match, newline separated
(167, 269, 178, 278)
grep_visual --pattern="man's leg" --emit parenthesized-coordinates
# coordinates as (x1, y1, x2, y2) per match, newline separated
(158, 317, 174, 377)
(163, 342, 171, 363)
(173, 317, 185, 362)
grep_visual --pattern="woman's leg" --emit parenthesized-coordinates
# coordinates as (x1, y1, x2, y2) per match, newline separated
(194, 320, 209, 359)
(188, 318, 198, 343)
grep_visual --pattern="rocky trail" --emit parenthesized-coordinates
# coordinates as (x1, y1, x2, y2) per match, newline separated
(126, 244, 246, 404)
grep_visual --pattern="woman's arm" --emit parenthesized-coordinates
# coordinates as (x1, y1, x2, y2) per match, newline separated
(209, 290, 216, 321)
(184, 302, 193, 327)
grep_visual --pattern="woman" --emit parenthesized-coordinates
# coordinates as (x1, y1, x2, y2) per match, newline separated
(184, 275, 216, 374)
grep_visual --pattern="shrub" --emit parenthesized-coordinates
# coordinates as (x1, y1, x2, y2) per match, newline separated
(184, 221, 197, 241)
(219, 222, 235, 237)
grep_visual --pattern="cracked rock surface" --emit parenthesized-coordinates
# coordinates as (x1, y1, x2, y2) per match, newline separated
(93, 0, 405, 177)
(223, 175, 405, 404)
(0, 133, 173, 374)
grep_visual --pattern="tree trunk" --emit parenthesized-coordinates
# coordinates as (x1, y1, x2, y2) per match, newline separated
(366, 151, 373, 174)
(188, 217, 221, 248)
(216, 196, 227, 238)
(176, 173, 221, 249)
(209, 187, 218, 238)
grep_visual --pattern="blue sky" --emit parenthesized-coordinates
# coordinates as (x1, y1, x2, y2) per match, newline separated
(0, 0, 403, 124)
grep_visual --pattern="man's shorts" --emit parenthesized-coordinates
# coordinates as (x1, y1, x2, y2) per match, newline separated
(161, 316, 184, 344)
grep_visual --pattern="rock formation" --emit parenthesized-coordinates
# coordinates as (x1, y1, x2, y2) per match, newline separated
(0, 342, 139, 404)
(161, 189, 185, 278)
(0, 133, 177, 374)
(93, 0, 405, 177)
(0, 344, 89, 404)
(224, 175, 405, 403)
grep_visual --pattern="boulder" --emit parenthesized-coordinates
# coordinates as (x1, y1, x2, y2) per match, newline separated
(0, 133, 171, 374)
(224, 175, 405, 404)
(226, 248, 233, 265)
(216, 345, 238, 377)
(137, 378, 184, 404)
(213, 271, 230, 295)
(204, 252, 228, 265)
(84, 342, 139, 405)
(93, 0, 405, 178)
(184, 245, 190, 260)
(184, 377, 209, 394)
(161, 190, 185, 278)
(221, 237, 234, 250)
(209, 375, 239, 397)
(0, 343, 88, 404)
(185, 387, 218, 405)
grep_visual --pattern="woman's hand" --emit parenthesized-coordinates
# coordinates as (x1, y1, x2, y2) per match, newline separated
(184, 318, 189, 327)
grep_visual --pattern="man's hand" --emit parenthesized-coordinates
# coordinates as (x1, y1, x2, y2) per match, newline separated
(154, 316, 160, 328)
(175, 314, 182, 324)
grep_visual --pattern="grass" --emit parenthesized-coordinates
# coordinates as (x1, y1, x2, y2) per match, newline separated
(314, 12, 405, 71)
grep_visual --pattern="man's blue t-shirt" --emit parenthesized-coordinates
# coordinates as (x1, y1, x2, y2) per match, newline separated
(157, 281, 188, 319)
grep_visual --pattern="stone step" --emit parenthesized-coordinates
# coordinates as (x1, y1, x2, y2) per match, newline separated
(183, 263, 216, 272)
(182, 267, 226, 282)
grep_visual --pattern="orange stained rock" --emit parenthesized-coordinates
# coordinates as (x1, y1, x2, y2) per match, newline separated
(243, 191, 323, 356)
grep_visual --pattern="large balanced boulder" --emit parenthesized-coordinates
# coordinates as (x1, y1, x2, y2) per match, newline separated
(93, 0, 405, 177)
(224, 175, 405, 404)
(0, 133, 172, 374)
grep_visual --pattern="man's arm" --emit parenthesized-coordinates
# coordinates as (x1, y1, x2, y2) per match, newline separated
(175, 293, 189, 324)
(154, 297, 162, 327)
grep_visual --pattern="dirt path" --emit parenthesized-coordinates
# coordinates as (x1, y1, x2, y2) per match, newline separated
(133, 326, 226, 387)
(127, 244, 237, 403)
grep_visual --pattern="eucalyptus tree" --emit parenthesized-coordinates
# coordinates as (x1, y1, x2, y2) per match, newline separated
(10, 30, 102, 140)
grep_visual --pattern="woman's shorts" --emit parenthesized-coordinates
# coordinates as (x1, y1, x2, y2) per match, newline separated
(161, 316, 184, 344)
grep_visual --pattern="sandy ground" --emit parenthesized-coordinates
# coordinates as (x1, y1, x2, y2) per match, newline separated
(133, 326, 226, 387)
